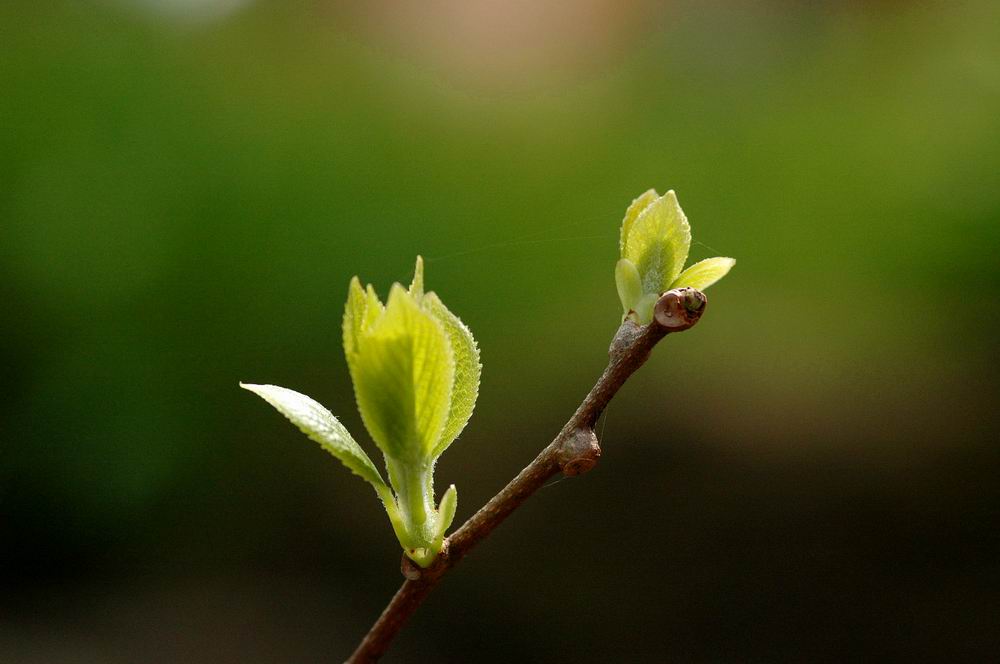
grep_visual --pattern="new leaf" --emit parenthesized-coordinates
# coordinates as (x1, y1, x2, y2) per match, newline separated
(348, 285, 456, 461)
(617, 189, 735, 323)
(240, 383, 387, 491)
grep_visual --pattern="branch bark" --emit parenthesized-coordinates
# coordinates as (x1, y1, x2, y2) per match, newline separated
(347, 288, 707, 663)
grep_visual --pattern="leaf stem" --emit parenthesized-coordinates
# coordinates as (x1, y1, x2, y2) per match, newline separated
(374, 484, 411, 551)
(347, 288, 706, 663)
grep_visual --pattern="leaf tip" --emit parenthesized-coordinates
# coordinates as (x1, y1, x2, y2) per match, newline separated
(410, 256, 425, 298)
(387, 281, 411, 306)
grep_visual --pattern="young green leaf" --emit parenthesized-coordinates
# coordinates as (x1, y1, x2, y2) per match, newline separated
(633, 292, 659, 326)
(615, 258, 643, 317)
(239, 383, 386, 490)
(620, 188, 659, 256)
(423, 291, 480, 459)
(671, 256, 736, 291)
(622, 190, 692, 294)
(343, 276, 368, 357)
(409, 255, 425, 300)
(363, 284, 384, 327)
(349, 285, 455, 460)
(431, 484, 458, 550)
(248, 257, 481, 568)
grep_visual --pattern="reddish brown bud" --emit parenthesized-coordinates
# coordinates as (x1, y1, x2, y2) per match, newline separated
(654, 288, 706, 331)
(557, 428, 601, 476)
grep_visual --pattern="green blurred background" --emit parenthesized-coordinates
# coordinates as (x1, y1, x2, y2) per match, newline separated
(3, 0, 999, 661)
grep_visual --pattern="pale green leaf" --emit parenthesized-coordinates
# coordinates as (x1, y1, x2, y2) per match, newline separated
(615, 258, 642, 316)
(671, 256, 736, 291)
(343, 276, 367, 357)
(620, 188, 659, 256)
(632, 292, 659, 326)
(350, 285, 455, 460)
(409, 255, 425, 300)
(432, 483, 458, 547)
(424, 291, 480, 458)
(363, 284, 384, 327)
(240, 383, 386, 490)
(622, 190, 692, 294)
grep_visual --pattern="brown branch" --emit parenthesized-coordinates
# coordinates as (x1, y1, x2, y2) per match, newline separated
(347, 288, 707, 663)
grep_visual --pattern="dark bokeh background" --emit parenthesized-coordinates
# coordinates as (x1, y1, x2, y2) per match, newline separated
(3, 1, 999, 661)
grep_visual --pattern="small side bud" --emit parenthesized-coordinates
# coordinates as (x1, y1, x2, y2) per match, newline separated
(557, 428, 601, 477)
(654, 287, 706, 331)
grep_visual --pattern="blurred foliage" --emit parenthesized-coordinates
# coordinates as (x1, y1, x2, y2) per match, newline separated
(2, 0, 999, 661)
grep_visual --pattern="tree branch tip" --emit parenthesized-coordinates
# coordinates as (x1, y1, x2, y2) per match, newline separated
(355, 285, 709, 660)
(654, 288, 706, 331)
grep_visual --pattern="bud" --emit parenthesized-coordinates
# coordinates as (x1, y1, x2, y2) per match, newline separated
(616, 188, 734, 325)
(558, 428, 601, 477)
(654, 287, 707, 331)
(343, 257, 481, 567)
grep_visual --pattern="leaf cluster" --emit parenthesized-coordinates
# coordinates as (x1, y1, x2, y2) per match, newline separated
(616, 190, 734, 324)
(244, 258, 480, 567)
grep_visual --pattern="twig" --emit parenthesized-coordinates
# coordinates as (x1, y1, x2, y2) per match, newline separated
(347, 288, 707, 663)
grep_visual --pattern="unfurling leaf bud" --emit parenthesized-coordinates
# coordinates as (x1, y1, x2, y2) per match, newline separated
(616, 188, 734, 325)
(245, 257, 480, 568)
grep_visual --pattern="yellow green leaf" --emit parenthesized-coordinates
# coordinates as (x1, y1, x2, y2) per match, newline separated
(342, 276, 368, 357)
(671, 256, 736, 291)
(622, 190, 692, 295)
(409, 255, 425, 300)
(633, 292, 659, 326)
(620, 188, 659, 256)
(363, 284, 384, 327)
(424, 291, 480, 458)
(349, 285, 455, 460)
(615, 258, 643, 317)
(431, 484, 458, 549)
(239, 383, 386, 490)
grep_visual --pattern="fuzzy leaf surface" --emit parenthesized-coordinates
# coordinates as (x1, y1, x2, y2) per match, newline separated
(622, 190, 692, 294)
(671, 256, 736, 290)
(620, 188, 659, 255)
(240, 383, 385, 489)
(424, 291, 480, 458)
(343, 277, 369, 357)
(350, 285, 455, 460)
